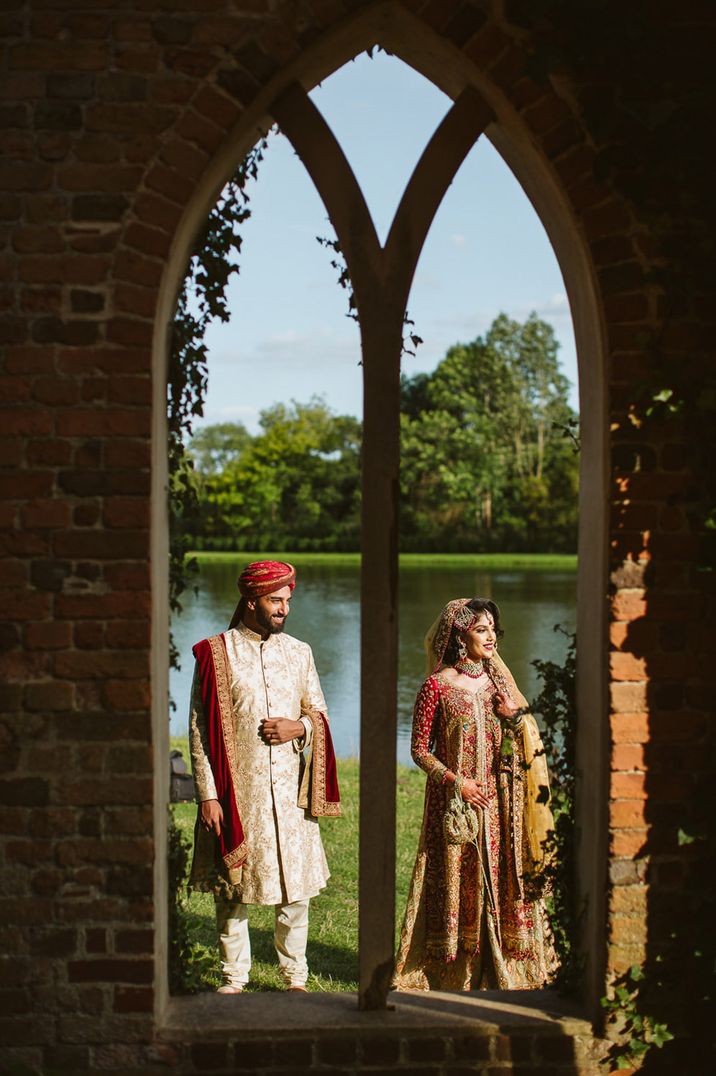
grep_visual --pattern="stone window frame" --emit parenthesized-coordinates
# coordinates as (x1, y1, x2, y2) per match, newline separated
(150, 3, 608, 1033)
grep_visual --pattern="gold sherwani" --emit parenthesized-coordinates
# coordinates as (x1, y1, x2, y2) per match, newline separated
(189, 622, 330, 905)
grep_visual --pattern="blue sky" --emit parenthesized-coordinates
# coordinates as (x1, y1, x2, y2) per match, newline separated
(197, 51, 577, 433)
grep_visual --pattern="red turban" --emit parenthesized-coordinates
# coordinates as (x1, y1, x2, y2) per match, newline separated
(237, 560, 296, 598)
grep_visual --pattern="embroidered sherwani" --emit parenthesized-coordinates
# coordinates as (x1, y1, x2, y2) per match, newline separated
(189, 622, 330, 905)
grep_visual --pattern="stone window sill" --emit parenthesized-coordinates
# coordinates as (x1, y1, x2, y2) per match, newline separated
(159, 987, 592, 1039)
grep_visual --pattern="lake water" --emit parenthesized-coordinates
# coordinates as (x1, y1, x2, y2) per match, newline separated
(169, 560, 576, 766)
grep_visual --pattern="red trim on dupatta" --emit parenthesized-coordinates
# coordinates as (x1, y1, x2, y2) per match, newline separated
(192, 635, 247, 875)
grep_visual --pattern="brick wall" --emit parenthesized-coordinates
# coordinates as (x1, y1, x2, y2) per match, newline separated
(1, 1, 712, 1072)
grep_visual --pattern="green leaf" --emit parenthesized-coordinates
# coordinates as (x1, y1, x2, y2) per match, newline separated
(651, 1024, 674, 1047)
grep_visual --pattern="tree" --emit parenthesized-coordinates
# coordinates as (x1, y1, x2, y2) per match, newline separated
(400, 312, 579, 551)
(187, 422, 251, 476)
(188, 399, 361, 551)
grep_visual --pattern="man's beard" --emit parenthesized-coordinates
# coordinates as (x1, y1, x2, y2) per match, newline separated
(256, 605, 286, 635)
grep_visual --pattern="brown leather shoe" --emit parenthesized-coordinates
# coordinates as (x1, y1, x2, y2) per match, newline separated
(285, 985, 308, 992)
(217, 985, 243, 994)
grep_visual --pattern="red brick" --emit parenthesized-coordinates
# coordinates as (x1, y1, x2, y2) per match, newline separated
(24, 682, 74, 712)
(0, 409, 53, 436)
(60, 777, 152, 807)
(158, 136, 208, 179)
(115, 45, 160, 76)
(144, 162, 195, 205)
(19, 285, 63, 314)
(55, 409, 150, 437)
(610, 772, 647, 800)
(0, 161, 52, 191)
(59, 163, 142, 194)
(21, 499, 71, 530)
(611, 743, 645, 771)
(3, 346, 56, 374)
(133, 191, 182, 236)
(106, 375, 151, 407)
(609, 799, 647, 827)
(103, 497, 149, 529)
(11, 226, 65, 254)
(113, 985, 153, 1012)
(114, 249, 162, 289)
(85, 928, 107, 954)
(52, 530, 148, 560)
(24, 621, 72, 650)
(610, 712, 649, 744)
(104, 441, 150, 469)
(1, 592, 52, 621)
(56, 592, 150, 619)
(610, 829, 648, 857)
(462, 22, 510, 68)
(610, 681, 648, 713)
(0, 437, 24, 466)
(55, 650, 148, 680)
(73, 621, 105, 650)
(68, 959, 153, 984)
(102, 680, 151, 711)
(105, 318, 153, 348)
(0, 560, 26, 587)
(193, 84, 241, 129)
(609, 912, 650, 944)
(115, 929, 153, 954)
(105, 620, 150, 649)
(609, 652, 647, 680)
(611, 590, 647, 622)
(113, 282, 157, 320)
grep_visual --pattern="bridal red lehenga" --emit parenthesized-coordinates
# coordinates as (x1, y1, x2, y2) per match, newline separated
(393, 599, 558, 991)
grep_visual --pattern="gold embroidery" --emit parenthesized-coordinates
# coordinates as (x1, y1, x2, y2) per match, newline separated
(207, 634, 249, 872)
(303, 710, 342, 817)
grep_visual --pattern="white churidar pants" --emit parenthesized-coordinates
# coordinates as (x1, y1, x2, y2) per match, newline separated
(215, 897, 310, 988)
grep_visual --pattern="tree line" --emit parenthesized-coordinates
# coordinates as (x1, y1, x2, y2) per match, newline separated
(184, 313, 579, 553)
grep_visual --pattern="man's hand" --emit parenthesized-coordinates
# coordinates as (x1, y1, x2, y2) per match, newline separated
(260, 717, 305, 745)
(200, 798, 224, 837)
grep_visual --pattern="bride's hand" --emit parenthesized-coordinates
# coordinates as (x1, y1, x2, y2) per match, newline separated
(459, 777, 490, 809)
(493, 691, 520, 719)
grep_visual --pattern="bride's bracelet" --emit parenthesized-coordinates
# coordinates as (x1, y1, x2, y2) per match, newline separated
(453, 773, 464, 798)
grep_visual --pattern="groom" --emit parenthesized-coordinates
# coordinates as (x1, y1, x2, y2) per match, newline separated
(188, 560, 340, 992)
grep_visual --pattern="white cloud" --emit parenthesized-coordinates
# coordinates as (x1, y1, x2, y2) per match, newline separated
(450, 233, 467, 248)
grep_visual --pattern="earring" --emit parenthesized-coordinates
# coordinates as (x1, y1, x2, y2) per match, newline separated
(456, 636, 467, 660)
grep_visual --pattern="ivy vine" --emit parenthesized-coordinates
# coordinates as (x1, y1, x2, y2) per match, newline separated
(167, 134, 270, 670)
(315, 233, 423, 358)
(529, 627, 582, 992)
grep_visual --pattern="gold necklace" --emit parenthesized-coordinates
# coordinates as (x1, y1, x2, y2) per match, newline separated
(454, 658, 485, 678)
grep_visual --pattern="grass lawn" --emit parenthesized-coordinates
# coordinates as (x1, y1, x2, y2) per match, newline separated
(170, 738, 426, 993)
(189, 551, 576, 571)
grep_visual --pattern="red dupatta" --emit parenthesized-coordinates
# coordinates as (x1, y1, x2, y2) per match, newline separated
(191, 634, 247, 883)
(299, 711, 341, 816)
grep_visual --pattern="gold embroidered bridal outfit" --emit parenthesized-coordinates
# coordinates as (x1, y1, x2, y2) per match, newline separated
(394, 599, 558, 991)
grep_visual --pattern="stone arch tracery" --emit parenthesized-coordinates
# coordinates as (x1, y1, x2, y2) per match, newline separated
(146, 1, 612, 1016)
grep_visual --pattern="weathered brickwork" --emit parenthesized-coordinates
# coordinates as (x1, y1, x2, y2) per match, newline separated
(1, 1, 712, 1072)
